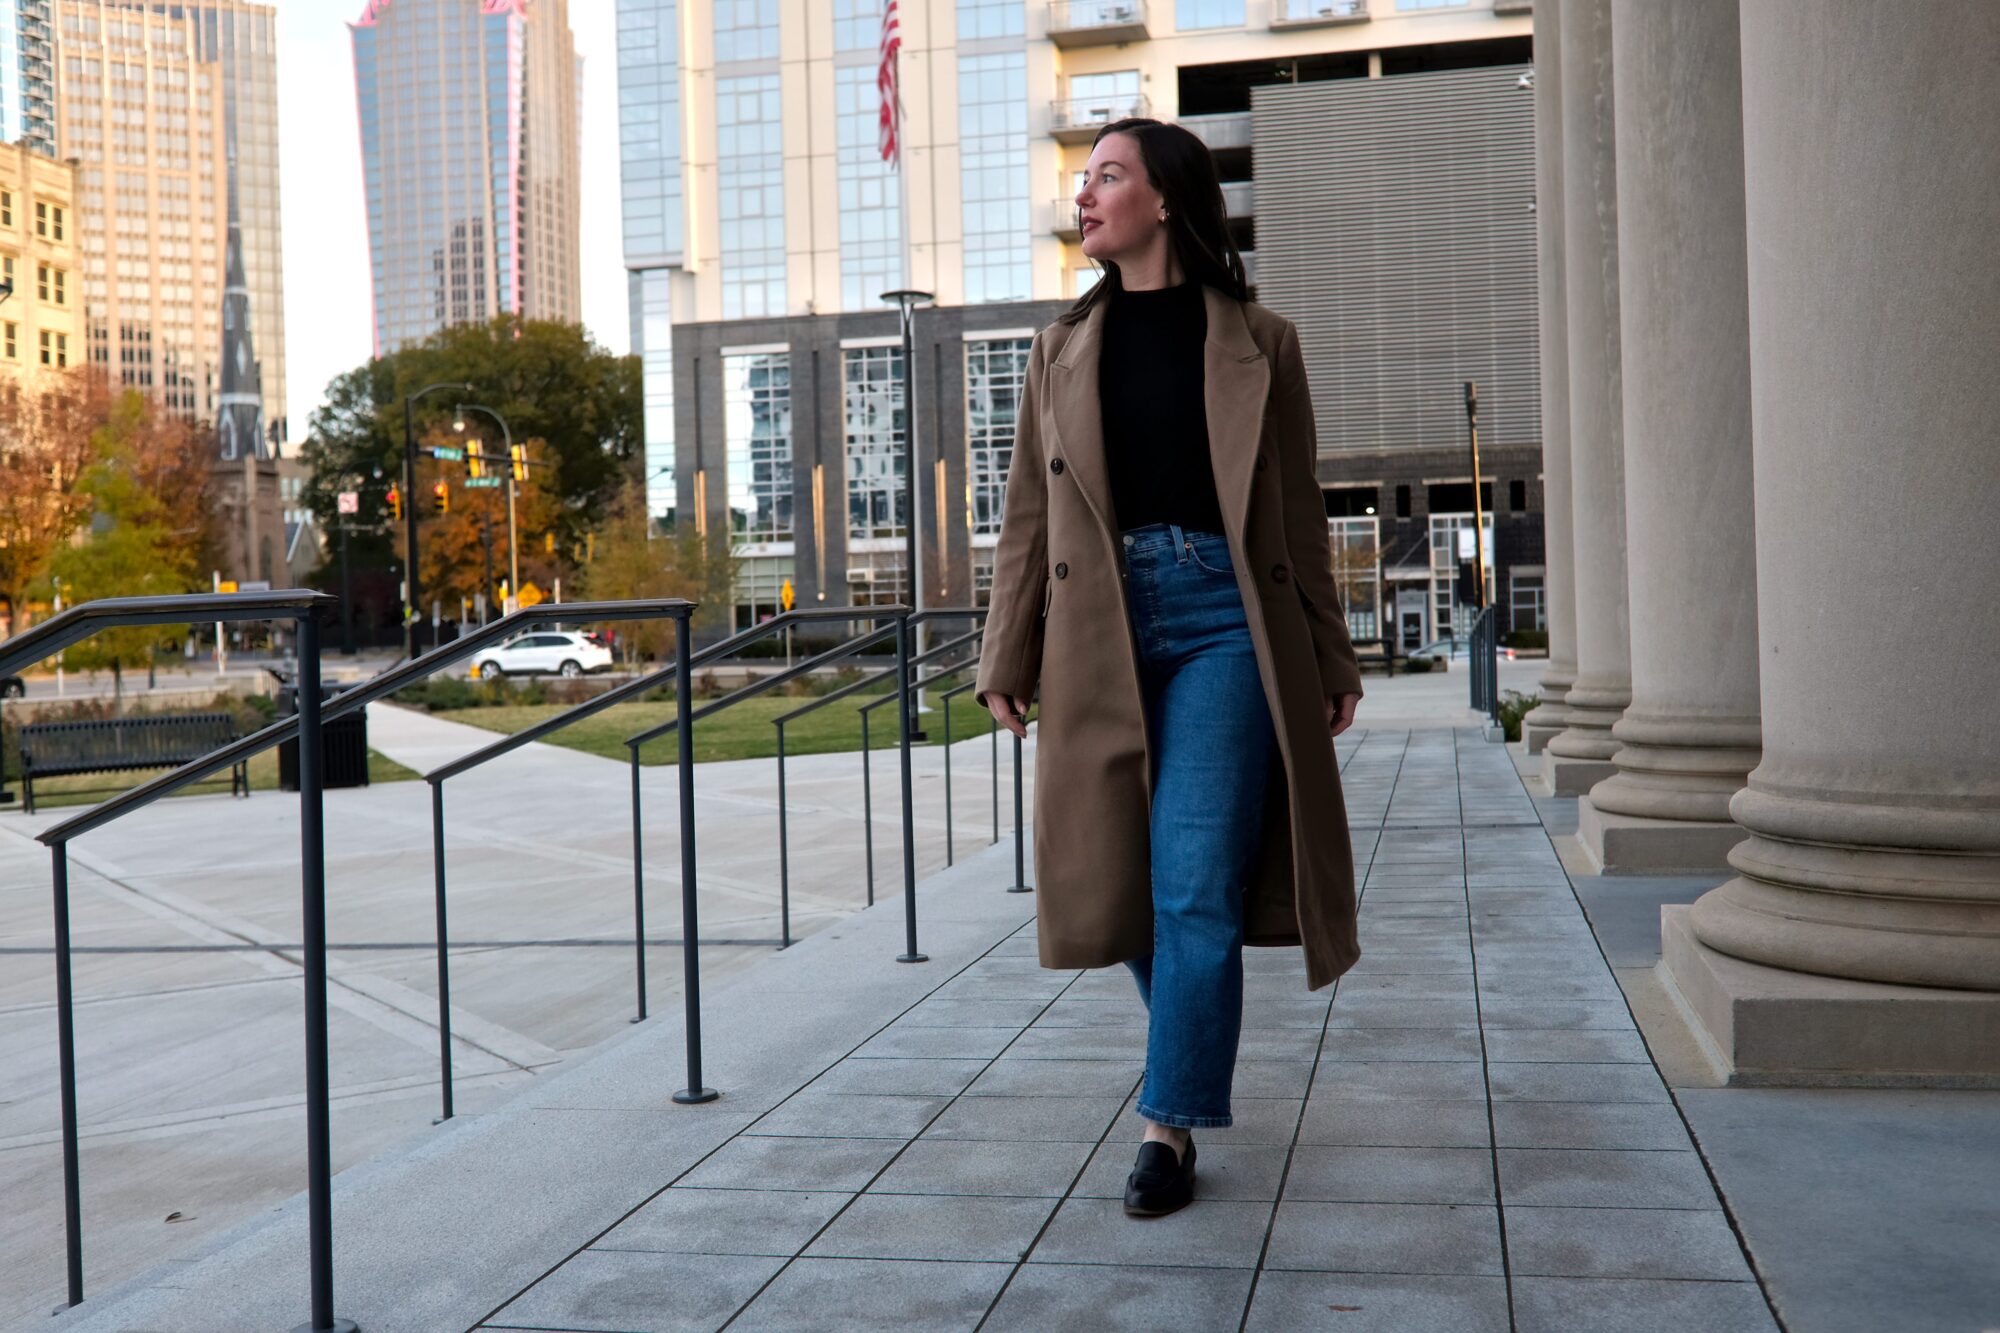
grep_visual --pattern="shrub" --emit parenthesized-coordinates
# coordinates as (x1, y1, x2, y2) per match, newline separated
(1498, 689, 1542, 743)
(1504, 629, 1549, 650)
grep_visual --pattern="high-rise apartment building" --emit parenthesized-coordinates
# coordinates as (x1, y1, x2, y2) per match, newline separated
(0, 139, 77, 379)
(351, 0, 582, 355)
(0, 1, 57, 156)
(620, 0, 1539, 642)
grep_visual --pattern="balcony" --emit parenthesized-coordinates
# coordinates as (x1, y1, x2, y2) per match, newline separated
(1047, 0, 1150, 47)
(1269, 0, 1369, 30)
(1051, 198, 1082, 240)
(1221, 179, 1255, 220)
(1493, 0, 1534, 12)
(1048, 93, 1150, 144)
(1179, 111, 1253, 153)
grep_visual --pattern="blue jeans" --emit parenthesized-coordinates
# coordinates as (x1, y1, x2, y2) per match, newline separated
(1118, 521, 1278, 1129)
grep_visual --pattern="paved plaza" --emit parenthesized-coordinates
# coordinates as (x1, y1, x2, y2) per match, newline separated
(9, 661, 1995, 1332)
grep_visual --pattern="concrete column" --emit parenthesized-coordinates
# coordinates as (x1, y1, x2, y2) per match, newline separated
(1663, 0, 2000, 1082)
(1525, 0, 1576, 756)
(1577, 0, 1761, 872)
(1541, 0, 1630, 796)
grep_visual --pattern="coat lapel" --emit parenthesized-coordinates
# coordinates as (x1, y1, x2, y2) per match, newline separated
(1047, 283, 1270, 545)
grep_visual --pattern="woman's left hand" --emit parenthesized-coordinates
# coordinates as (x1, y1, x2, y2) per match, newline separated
(1325, 692, 1360, 739)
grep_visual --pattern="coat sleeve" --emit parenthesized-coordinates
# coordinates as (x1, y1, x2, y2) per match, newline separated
(1273, 318, 1365, 701)
(973, 331, 1051, 712)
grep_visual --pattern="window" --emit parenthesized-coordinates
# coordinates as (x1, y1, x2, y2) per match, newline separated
(965, 336, 1030, 539)
(845, 346, 906, 539)
(36, 262, 47, 301)
(55, 332, 66, 367)
(53, 269, 64, 305)
(957, 0, 1025, 38)
(1177, 0, 1243, 29)
(1510, 575, 1545, 633)
(39, 329, 50, 364)
(1, 191, 11, 227)
(51, 206, 64, 241)
(3, 322, 14, 358)
(1509, 478, 1527, 512)
(716, 74, 785, 318)
(1397, 0, 1469, 8)
(34, 201, 46, 237)
(836, 64, 901, 310)
(722, 350, 793, 542)
(959, 52, 1029, 304)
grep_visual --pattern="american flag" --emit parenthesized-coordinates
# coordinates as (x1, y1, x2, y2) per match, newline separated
(878, 0, 902, 169)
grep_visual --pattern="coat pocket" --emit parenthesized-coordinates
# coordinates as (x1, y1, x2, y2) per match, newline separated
(1295, 581, 1318, 615)
(1041, 579, 1053, 619)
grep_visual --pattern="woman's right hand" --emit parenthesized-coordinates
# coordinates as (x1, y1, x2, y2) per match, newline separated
(987, 694, 1032, 740)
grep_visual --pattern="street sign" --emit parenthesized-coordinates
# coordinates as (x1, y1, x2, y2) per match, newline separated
(780, 577, 795, 612)
(465, 477, 502, 488)
(217, 580, 239, 593)
(517, 582, 545, 609)
(431, 445, 465, 461)
(336, 491, 360, 515)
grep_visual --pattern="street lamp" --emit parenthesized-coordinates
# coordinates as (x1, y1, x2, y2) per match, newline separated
(454, 404, 517, 613)
(402, 380, 476, 658)
(879, 287, 933, 739)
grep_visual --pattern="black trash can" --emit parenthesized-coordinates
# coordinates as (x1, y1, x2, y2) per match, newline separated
(278, 681, 370, 791)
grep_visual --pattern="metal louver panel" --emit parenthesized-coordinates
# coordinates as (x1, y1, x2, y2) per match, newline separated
(1251, 66, 1540, 456)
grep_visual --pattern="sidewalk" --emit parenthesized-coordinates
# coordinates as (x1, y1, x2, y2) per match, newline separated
(47, 727, 1781, 1333)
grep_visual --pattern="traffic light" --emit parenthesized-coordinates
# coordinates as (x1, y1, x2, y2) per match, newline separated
(544, 530, 556, 554)
(468, 452, 485, 480)
(387, 485, 401, 521)
(432, 479, 449, 515)
(510, 444, 527, 482)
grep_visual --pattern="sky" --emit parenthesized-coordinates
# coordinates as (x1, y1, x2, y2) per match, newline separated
(274, 0, 628, 442)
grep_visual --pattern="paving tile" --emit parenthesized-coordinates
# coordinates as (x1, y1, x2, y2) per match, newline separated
(1263, 1201, 1503, 1275)
(1031, 998, 1151, 1028)
(806, 1057, 990, 1096)
(1338, 973, 1479, 1001)
(593, 1187, 852, 1256)
(1476, 974, 1625, 1003)
(1284, 1146, 1495, 1205)
(1072, 1139, 1290, 1202)
(1229, 1060, 1318, 1098)
(1234, 1027, 1327, 1060)
(894, 997, 1049, 1028)
(962, 1057, 1142, 1097)
(1506, 1206, 1756, 1280)
(932, 975, 1072, 1002)
(1511, 1277, 1778, 1332)
(1490, 1101, 1694, 1152)
(1343, 954, 1477, 977)
(743, 1091, 947, 1139)
(1243, 1272, 1510, 1333)
(1318, 1027, 1484, 1062)
(1297, 1098, 1493, 1149)
(728, 1256, 1010, 1330)
(485, 1249, 784, 1332)
(867, 1137, 1094, 1198)
(1240, 996, 1336, 1029)
(1005, 1026, 1151, 1060)
(921, 1093, 1125, 1142)
(1482, 1027, 1652, 1064)
(1478, 999, 1636, 1030)
(675, 1135, 902, 1192)
(1488, 1063, 1670, 1104)
(984, 1262, 1255, 1331)
(1497, 1149, 1719, 1210)
(1029, 1196, 1274, 1269)
(803, 1192, 1057, 1262)
(851, 1024, 1022, 1060)
(1311, 1060, 1489, 1102)
(1328, 998, 1481, 1029)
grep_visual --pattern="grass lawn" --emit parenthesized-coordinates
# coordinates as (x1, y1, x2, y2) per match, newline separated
(10, 748, 420, 812)
(435, 691, 1010, 766)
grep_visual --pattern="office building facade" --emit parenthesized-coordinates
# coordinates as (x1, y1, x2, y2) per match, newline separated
(618, 0, 1539, 642)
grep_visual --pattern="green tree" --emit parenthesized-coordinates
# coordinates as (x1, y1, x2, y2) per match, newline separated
(45, 392, 206, 694)
(577, 479, 734, 663)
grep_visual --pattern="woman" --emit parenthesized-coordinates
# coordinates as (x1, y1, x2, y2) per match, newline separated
(972, 119, 1366, 1219)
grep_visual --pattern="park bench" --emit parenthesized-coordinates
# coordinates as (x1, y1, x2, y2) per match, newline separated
(18, 712, 247, 814)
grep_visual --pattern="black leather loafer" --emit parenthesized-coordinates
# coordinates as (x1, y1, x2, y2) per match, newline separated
(1123, 1137, 1196, 1217)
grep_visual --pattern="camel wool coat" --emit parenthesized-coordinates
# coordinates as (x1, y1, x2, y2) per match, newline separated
(973, 284, 1366, 992)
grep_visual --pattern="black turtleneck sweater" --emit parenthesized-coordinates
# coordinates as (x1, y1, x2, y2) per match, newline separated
(1099, 275, 1227, 536)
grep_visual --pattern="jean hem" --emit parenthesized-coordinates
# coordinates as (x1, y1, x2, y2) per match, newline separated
(1135, 1102, 1234, 1130)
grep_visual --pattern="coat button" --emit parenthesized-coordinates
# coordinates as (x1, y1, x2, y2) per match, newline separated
(1049, 458, 1065, 474)
(1271, 563, 1289, 583)
(1054, 562, 1068, 579)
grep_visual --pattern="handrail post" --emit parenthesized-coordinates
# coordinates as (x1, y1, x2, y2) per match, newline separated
(991, 703, 1000, 846)
(943, 692, 955, 866)
(1008, 726, 1030, 893)
(430, 779, 454, 1122)
(860, 707, 875, 906)
(895, 611, 927, 963)
(671, 611, 717, 1104)
(776, 721, 791, 949)
(630, 746, 648, 1022)
(291, 611, 354, 1333)
(51, 843, 82, 1310)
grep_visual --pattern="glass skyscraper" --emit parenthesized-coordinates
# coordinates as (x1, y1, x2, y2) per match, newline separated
(350, 0, 581, 354)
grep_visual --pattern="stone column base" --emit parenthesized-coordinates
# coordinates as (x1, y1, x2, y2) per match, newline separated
(1541, 749, 1617, 796)
(1659, 905, 2000, 1086)
(1576, 798, 1747, 874)
(1524, 719, 1564, 754)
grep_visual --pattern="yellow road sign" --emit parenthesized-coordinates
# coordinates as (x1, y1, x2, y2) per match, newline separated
(780, 578, 795, 612)
(517, 582, 545, 609)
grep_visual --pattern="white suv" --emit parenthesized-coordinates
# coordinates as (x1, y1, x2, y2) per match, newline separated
(470, 631, 613, 680)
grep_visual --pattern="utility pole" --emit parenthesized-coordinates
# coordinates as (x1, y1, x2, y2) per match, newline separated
(403, 381, 475, 659)
(1464, 381, 1489, 615)
(880, 288, 933, 741)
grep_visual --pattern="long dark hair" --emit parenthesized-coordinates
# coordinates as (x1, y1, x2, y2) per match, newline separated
(1056, 117, 1251, 326)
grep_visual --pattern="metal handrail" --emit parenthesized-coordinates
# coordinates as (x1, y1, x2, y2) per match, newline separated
(854, 630, 986, 901)
(0, 592, 340, 1327)
(1469, 605, 1501, 731)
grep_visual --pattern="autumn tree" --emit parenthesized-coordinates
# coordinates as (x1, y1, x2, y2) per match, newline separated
(0, 371, 107, 631)
(576, 478, 734, 662)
